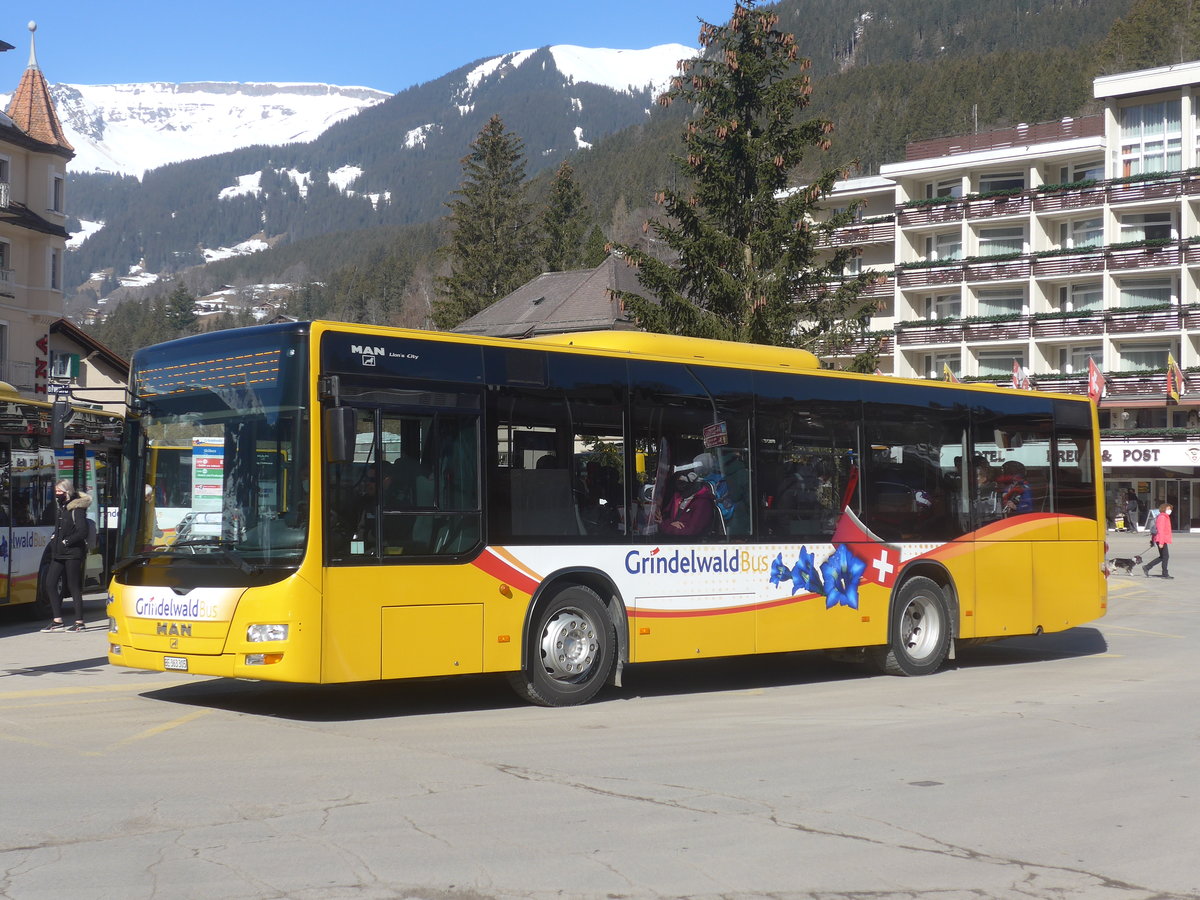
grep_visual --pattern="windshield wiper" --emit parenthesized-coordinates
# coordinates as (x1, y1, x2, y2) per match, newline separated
(112, 548, 169, 575)
(170, 538, 261, 575)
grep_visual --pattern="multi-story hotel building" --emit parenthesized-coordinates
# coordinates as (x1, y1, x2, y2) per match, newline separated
(822, 60, 1200, 531)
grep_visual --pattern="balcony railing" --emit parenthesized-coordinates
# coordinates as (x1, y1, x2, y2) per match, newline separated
(966, 193, 1030, 219)
(897, 307, 1185, 346)
(964, 319, 1030, 341)
(897, 203, 964, 228)
(895, 322, 966, 346)
(1032, 186, 1107, 213)
(903, 115, 1104, 162)
(1105, 307, 1182, 333)
(964, 257, 1031, 281)
(815, 220, 895, 248)
(897, 170, 1200, 227)
(1032, 313, 1105, 338)
(969, 370, 1186, 402)
(1033, 251, 1105, 277)
(1106, 244, 1182, 271)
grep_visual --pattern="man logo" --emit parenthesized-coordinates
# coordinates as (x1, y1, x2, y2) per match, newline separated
(157, 622, 192, 637)
(351, 344, 385, 356)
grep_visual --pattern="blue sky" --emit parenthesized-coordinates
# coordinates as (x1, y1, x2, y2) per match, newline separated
(4, 2, 735, 92)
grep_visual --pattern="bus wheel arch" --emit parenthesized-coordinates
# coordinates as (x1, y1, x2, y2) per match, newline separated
(508, 570, 625, 707)
(875, 566, 955, 677)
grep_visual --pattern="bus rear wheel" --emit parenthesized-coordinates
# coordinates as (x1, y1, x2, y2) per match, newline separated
(509, 584, 614, 707)
(876, 576, 950, 677)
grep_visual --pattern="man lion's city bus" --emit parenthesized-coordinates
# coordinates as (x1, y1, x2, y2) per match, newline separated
(107, 321, 1106, 706)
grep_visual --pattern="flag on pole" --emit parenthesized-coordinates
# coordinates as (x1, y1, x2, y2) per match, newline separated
(1087, 356, 1105, 404)
(943, 362, 960, 383)
(1167, 352, 1186, 402)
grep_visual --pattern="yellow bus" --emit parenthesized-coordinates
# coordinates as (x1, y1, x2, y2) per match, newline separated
(107, 321, 1106, 705)
(0, 383, 123, 617)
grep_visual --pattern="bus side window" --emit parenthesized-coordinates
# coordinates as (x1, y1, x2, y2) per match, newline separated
(862, 395, 967, 543)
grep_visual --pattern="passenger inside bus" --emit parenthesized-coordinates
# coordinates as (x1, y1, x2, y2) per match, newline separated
(659, 471, 716, 536)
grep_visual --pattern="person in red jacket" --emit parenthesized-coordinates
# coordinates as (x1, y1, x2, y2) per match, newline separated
(1142, 502, 1174, 579)
(661, 473, 715, 537)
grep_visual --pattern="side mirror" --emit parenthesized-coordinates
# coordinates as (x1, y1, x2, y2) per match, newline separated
(324, 406, 357, 463)
(50, 399, 73, 450)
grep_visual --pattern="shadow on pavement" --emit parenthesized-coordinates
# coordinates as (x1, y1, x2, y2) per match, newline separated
(136, 626, 1107, 723)
(2, 656, 110, 678)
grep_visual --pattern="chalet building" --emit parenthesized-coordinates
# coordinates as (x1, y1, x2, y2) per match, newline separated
(820, 59, 1200, 531)
(0, 23, 76, 398)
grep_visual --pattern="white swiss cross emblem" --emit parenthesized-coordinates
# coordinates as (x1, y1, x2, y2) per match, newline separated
(867, 545, 898, 588)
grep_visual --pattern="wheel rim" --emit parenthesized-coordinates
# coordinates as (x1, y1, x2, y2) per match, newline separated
(539, 607, 599, 682)
(899, 593, 942, 662)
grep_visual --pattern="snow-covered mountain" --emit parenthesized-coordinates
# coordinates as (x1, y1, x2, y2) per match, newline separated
(0, 82, 392, 177)
(9, 44, 691, 180)
(63, 43, 696, 296)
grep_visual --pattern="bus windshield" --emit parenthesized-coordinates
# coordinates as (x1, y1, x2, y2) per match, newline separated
(118, 326, 309, 572)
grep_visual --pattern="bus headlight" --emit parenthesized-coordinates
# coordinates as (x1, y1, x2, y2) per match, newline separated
(108, 617, 118, 634)
(246, 623, 288, 642)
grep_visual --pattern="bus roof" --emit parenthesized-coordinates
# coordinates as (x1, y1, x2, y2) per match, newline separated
(528, 331, 821, 370)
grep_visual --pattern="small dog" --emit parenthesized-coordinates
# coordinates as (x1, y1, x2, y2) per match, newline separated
(1110, 554, 1143, 575)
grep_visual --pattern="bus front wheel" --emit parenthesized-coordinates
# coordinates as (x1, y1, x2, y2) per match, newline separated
(876, 576, 950, 677)
(509, 584, 614, 707)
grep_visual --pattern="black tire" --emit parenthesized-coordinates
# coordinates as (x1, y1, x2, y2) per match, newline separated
(877, 576, 951, 676)
(508, 584, 615, 707)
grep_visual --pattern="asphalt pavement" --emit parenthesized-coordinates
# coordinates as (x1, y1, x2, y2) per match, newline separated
(0, 539, 1197, 900)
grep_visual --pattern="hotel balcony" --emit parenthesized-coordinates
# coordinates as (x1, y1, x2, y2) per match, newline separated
(815, 218, 895, 248)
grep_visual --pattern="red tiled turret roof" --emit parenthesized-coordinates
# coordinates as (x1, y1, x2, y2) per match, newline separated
(5, 23, 73, 154)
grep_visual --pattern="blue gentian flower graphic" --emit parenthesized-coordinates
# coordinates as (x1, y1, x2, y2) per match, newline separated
(791, 545, 824, 595)
(769, 553, 790, 588)
(820, 543, 866, 609)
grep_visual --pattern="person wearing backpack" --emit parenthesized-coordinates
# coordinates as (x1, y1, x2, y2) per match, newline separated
(40, 480, 92, 633)
(1142, 502, 1174, 579)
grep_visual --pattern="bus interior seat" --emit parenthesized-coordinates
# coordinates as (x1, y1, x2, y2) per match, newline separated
(510, 469, 583, 535)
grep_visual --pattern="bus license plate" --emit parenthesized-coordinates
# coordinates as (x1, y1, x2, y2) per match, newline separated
(164, 656, 188, 671)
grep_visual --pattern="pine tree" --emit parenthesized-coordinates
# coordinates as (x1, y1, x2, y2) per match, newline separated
(541, 162, 590, 272)
(164, 281, 198, 333)
(582, 224, 609, 267)
(610, 0, 875, 353)
(433, 115, 539, 329)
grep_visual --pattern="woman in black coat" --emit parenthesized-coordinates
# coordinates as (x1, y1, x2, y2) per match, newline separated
(40, 479, 91, 632)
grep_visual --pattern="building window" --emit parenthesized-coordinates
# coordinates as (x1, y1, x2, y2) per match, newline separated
(51, 174, 64, 214)
(841, 256, 862, 277)
(924, 351, 961, 379)
(1120, 100, 1182, 176)
(924, 292, 961, 320)
(978, 225, 1026, 256)
(49, 249, 61, 291)
(1058, 217, 1103, 250)
(978, 171, 1025, 193)
(1059, 282, 1102, 312)
(1118, 342, 1170, 372)
(924, 178, 962, 200)
(977, 287, 1026, 316)
(1119, 211, 1174, 243)
(924, 231, 962, 261)
(1059, 345, 1102, 374)
(1117, 276, 1173, 308)
(977, 351, 1023, 376)
(1057, 159, 1104, 183)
